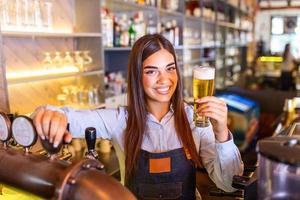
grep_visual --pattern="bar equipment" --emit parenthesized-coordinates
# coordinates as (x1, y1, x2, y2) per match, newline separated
(85, 127, 99, 160)
(0, 112, 136, 200)
(11, 115, 37, 153)
(257, 135, 300, 200)
(0, 112, 12, 147)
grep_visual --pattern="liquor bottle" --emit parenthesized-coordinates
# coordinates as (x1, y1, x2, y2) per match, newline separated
(120, 14, 129, 47)
(134, 11, 146, 40)
(128, 18, 136, 46)
(113, 16, 121, 47)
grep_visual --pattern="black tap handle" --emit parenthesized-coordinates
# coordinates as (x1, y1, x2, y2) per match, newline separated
(85, 127, 97, 152)
(63, 123, 71, 145)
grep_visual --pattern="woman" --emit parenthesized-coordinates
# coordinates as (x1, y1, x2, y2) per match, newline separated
(32, 34, 243, 199)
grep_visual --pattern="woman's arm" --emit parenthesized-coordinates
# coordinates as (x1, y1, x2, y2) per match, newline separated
(198, 127, 244, 192)
(32, 105, 126, 148)
(185, 101, 244, 192)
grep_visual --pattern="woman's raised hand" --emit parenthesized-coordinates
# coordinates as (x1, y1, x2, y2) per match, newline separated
(195, 96, 229, 142)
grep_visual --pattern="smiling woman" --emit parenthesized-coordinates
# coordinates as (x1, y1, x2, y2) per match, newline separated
(142, 48, 178, 118)
(32, 34, 243, 200)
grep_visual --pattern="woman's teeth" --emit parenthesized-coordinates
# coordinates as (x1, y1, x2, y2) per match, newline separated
(156, 87, 170, 93)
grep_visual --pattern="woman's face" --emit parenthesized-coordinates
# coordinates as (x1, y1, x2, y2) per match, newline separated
(142, 48, 178, 107)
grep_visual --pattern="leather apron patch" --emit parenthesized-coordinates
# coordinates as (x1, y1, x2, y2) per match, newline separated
(149, 157, 171, 173)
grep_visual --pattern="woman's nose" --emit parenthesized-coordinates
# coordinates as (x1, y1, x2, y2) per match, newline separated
(157, 71, 170, 84)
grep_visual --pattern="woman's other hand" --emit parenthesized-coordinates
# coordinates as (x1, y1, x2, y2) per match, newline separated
(195, 96, 229, 142)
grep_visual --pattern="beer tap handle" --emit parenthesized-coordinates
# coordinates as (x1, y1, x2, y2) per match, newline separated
(58, 123, 72, 160)
(85, 127, 99, 159)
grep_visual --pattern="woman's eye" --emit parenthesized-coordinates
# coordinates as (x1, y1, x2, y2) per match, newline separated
(145, 70, 157, 75)
(167, 66, 176, 72)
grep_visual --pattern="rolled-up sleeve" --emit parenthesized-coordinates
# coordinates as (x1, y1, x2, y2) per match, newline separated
(198, 126, 244, 192)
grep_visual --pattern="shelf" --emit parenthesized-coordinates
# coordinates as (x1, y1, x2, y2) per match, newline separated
(216, 43, 247, 48)
(159, 9, 184, 17)
(8, 69, 104, 85)
(174, 45, 184, 50)
(225, 54, 240, 58)
(184, 44, 203, 49)
(104, 46, 183, 52)
(217, 21, 248, 32)
(200, 57, 216, 62)
(185, 15, 202, 22)
(202, 18, 216, 25)
(201, 43, 216, 48)
(110, 0, 157, 11)
(183, 58, 202, 65)
(2, 31, 102, 38)
(104, 47, 132, 51)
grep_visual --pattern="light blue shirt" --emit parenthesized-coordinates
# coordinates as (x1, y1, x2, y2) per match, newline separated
(48, 103, 243, 192)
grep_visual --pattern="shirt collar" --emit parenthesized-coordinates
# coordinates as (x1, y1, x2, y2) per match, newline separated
(147, 104, 174, 124)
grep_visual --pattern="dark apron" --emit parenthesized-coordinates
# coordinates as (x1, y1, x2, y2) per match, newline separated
(126, 148, 196, 200)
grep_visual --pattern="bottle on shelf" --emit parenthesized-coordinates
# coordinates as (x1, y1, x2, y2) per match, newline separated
(146, 14, 156, 34)
(120, 14, 129, 47)
(113, 16, 121, 47)
(128, 17, 136, 46)
(101, 6, 114, 47)
(134, 11, 146, 40)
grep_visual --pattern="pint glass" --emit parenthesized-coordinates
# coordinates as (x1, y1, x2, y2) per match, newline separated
(193, 66, 215, 127)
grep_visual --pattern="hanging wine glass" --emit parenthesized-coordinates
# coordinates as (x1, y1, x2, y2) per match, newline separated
(53, 51, 63, 68)
(74, 51, 84, 72)
(82, 50, 93, 71)
(42, 52, 53, 70)
(63, 51, 74, 68)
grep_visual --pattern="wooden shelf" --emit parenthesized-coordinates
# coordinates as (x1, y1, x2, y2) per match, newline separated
(8, 69, 104, 85)
(2, 31, 102, 38)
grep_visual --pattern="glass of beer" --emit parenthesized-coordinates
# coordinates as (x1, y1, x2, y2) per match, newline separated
(193, 66, 215, 127)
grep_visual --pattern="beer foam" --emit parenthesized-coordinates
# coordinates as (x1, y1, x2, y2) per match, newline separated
(193, 66, 215, 80)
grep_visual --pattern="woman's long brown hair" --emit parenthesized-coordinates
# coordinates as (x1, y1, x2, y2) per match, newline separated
(125, 34, 201, 182)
